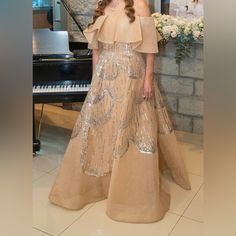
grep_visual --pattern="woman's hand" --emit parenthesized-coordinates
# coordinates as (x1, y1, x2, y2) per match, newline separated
(143, 52, 155, 101)
(143, 75, 154, 101)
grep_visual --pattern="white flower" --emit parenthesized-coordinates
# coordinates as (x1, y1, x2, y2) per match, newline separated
(171, 25, 179, 33)
(164, 26, 172, 33)
(152, 13, 204, 42)
(199, 23, 204, 28)
(171, 31, 178, 38)
(193, 30, 201, 39)
(184, 27, 191, 35)
(151, 13, 160, 17)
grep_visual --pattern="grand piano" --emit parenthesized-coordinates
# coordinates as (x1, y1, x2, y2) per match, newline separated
(33, 1, 93, 153)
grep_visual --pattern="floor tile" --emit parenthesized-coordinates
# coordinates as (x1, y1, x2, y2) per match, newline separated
(33, 169, 47, 182)
(183, 186, 204, 222)
(179, 142, 203, 177)
(39, 124, 70, 157)
(60, 200, 180, 236)
(32, 228, 52, 236)
(33, 155, 61, 173)
(175, 131, 203, 147)
(33, 173, 93, 236)
(48, 167, 59, 176)
(166, 173, 203, 215)
(33, 122, 70, 173)
(169, 217, 203, 236)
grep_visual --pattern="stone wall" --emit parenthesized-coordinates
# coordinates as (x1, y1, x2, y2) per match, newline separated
(67, 0, 95, 42)
(155, 40, 204, 134)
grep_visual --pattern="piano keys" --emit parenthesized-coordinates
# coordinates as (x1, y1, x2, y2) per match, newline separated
(33, 81, 90, 94)
(33, 52, 92, 103)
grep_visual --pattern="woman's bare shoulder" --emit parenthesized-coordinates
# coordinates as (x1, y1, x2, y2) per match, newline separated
(133, 0, 151, 16)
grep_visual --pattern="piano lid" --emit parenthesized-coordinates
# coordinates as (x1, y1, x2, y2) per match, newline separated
(33, 29, 73, 58)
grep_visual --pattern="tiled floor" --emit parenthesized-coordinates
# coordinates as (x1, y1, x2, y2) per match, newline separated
(33, 104, 204, 236)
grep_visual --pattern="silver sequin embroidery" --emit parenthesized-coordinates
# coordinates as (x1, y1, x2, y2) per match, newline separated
(70, 42, 173, 177)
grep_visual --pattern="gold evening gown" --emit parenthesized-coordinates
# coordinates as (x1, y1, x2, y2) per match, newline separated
(49, 5, 191, 223)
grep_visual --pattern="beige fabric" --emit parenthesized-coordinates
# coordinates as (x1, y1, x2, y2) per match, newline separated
(49, 12, 191, 223)
(83, 14, 162, 53)
(49, 137, 171, 223)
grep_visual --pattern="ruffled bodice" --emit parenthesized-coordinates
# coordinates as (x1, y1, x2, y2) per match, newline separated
(83, 14, 162, 54)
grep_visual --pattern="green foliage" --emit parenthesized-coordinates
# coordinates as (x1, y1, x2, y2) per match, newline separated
(174, 35, 195, 64)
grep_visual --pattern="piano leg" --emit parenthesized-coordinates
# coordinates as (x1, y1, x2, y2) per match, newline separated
(33, 103, 41, 154)
(37, 104, 44, 139)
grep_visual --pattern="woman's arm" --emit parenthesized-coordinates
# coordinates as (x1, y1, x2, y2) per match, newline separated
(135, 0, 155, 100)
(143, 53, 155, 100)
(92, 48, 99, 74)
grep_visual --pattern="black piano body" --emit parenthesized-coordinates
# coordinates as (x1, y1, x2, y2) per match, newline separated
(33, 29, 92, 153)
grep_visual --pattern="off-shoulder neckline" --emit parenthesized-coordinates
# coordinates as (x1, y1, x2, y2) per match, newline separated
(106, 1, 124, 10)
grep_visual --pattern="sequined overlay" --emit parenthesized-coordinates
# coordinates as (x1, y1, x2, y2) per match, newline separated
(70, 42, 173, 177)
(96, 42, 144, 80)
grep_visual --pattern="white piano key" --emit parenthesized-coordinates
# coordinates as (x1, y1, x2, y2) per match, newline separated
(33, 83, 91, 93)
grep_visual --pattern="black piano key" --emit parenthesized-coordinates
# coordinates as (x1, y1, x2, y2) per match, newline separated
(33, 53, 92, 102)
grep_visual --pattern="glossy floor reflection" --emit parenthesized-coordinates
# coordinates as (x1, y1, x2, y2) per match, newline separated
(33, 104, 204, 236)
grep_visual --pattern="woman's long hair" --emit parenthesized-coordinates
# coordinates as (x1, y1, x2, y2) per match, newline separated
(88, 0, 135, 27)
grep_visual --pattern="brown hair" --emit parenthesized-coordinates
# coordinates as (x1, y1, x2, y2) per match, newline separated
(88, 0, 135, 27)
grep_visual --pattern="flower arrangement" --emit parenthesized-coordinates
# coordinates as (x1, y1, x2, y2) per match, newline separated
(152, 13, 204, 64)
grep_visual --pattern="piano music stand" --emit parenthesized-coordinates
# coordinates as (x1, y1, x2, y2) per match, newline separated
(61, 0, 92, 56)
(61, 0, 85, 35)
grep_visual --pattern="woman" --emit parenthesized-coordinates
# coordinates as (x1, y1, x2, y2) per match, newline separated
(49, 0, 191, 223)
